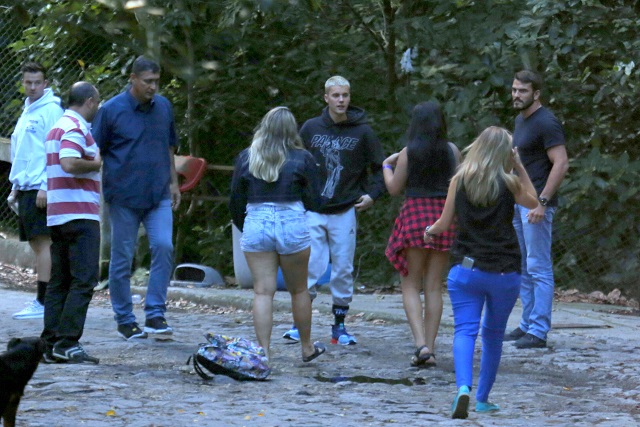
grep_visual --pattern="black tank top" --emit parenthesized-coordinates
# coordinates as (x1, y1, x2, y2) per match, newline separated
(451, 180, 521, 273)
(406, 143, 456, 197)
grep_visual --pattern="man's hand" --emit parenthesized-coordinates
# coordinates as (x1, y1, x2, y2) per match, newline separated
(7, 190, 18, 214)
(170, 183, 181, 211)
(526, 204, 546, 224)
(92, 150, 101, 165)
(354, 194, 374, 212)
(36, 190, 47, 209)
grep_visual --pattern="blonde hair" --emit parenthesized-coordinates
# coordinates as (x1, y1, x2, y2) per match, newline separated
(453, 126, 521, 206)
(325, 75, 350, 92)
(248, 106, 303, 182)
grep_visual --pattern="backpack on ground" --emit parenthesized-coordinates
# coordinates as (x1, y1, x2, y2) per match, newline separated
(189, 333, 270, 381)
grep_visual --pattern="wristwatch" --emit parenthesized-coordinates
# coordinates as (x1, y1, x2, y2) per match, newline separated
(538, 196, 549, 207)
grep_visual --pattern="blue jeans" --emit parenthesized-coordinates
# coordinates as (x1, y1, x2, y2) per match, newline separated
(513, 205, 556, 340)
(108, 199, 173, 325)
(448, 265, 520, 403)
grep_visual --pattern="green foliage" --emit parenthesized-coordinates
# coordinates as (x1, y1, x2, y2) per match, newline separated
(555, 149, 640, 296)
(187, 222, 234, 278)
(0, 7, 29, 137)
(9, 1, 137, 103)
(353, 194, 404, 286)
(506, 0, 640, 159)
(9, 0, 640, 294)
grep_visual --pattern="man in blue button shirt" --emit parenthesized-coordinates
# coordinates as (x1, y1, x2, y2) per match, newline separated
(93, 56, 181, 340)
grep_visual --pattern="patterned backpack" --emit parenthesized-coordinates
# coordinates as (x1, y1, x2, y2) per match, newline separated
(189, 333, 270, 381)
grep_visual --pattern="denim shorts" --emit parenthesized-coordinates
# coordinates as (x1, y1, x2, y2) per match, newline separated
(240, 205, 310, 255)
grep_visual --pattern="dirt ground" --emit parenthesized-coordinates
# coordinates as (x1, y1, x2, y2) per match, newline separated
(2, 263, 640, 426)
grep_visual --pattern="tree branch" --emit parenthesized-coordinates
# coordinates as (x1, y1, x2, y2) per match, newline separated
(343, 0, 386, 53)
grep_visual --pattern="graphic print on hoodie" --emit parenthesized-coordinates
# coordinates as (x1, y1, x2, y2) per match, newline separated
(300, 106, 385, 214)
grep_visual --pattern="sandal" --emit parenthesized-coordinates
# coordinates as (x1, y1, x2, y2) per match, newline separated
(410, 345, 436, 368)
(302, 342, 326, 362)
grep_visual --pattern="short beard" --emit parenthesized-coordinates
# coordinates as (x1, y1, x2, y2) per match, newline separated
(513, 98, 534, 111)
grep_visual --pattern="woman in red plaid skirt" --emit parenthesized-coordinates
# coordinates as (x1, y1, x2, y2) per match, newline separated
(383, 102, 461, 367)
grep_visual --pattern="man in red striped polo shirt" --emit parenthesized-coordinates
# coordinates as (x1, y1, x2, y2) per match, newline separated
(41, 82, 102, 364)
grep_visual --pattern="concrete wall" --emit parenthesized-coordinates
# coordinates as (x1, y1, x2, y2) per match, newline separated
(0, 138, 10, 162)
(0, 138, 35, 269)
(0, 237, 36, 270)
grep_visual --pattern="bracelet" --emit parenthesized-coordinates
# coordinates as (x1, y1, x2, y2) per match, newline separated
(424, 225, 433, 236)
(382, 164, 393, 170)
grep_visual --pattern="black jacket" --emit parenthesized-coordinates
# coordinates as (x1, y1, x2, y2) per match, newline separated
(300, 106, 385, 214)
(229, 148, 322, 231)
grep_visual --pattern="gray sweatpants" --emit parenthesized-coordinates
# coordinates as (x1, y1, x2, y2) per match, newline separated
(306, 208, 357, 307)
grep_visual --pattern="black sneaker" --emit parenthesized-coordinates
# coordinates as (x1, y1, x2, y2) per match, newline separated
(118, 322, 148, 340)
(514, 333, 547, 349)
(42, 350, 66, 364)
(504, 327, 526, 342)
(144, 317, 173, 335)
(52, 343, 100, 364)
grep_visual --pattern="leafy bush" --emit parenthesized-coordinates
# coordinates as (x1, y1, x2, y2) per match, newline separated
(555, 150, 640, 297)
(6, 0, 640, 294)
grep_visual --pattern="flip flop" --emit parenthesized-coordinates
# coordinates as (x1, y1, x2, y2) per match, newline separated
(302, 342, 326, 362)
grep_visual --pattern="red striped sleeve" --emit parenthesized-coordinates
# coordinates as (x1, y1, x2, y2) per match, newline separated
(48, 177, 100, 193)
(46, 127, 65, 141)
(48, 202, 100, 216)
(60, 139, 84, 155)
(47, 152, 60, 167)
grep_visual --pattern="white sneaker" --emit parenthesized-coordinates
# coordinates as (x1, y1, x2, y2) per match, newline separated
(93, 280, 109, 291)
(12, 299, 45, 319)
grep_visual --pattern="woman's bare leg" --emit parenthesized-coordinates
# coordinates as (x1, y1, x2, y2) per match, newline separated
(423, 249, 449, 354)
(279, 247, 316, 359)
(244, 251, 279, 359)
(402, 248, 429, 351)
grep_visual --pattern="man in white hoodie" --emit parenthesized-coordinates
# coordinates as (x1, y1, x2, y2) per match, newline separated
(8, 61, 63, 319)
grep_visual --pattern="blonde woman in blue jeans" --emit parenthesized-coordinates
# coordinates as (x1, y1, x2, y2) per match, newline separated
(230, 106, 326, 363)
(425, 127, 538, 419)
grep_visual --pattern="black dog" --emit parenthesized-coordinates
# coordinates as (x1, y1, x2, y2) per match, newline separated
(0, 337, 46, 427)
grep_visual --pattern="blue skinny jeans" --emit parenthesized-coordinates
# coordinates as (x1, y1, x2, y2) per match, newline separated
(448, 264, 520, 403)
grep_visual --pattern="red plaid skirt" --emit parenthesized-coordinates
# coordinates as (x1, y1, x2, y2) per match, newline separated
(385, 197, 455, 277)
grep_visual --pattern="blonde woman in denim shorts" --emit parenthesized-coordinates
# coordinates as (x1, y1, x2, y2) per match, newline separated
(230, 106, 326, 363)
